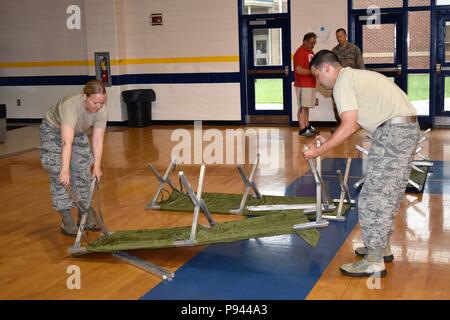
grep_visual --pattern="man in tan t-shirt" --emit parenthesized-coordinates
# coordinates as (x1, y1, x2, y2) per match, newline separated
(40, 80, 107, 236)
(303, 50, 419, 278)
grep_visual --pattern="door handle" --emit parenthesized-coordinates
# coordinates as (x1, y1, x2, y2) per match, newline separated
(247, 69, 288, 75)
(368, 67, 397, 72)
(436, 64, 450, 74)
(367, 65, 402, 75)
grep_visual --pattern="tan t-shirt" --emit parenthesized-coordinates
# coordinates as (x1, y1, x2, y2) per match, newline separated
(333, 67, 416, 133)
(44, 94, 107, 134)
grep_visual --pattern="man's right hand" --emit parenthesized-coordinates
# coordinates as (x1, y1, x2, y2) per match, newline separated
(59, 169, 70, 186)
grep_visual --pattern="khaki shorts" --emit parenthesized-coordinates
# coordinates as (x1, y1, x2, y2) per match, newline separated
(295, 87, 317, 109)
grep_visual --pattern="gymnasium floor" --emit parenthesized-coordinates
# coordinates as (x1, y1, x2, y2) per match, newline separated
(0, 124, 449, 300)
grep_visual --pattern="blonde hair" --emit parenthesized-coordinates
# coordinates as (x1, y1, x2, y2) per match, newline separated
(83, 80, 106, 97)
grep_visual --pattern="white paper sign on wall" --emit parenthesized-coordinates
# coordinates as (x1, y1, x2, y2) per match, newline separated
(310, 26, 330, 43)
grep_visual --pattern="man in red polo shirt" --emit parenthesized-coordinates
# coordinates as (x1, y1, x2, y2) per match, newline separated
(293, 32, 318, 137)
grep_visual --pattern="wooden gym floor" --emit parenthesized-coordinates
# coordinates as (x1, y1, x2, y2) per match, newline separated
(0, 124, 449, 300)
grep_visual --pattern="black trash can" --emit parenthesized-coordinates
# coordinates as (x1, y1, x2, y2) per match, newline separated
(0, 104, 6, 143)
(121, 89, 156, 127)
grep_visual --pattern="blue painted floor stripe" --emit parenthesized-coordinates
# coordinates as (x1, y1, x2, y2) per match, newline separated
(301, 158, 449, 196)
(140, 158, 449, 300)
(141, 211, 359, 300)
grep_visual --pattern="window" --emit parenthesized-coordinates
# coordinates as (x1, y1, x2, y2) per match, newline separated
(253, 28, 283, 66)
(408, 11, 430, 69)
(254, 79, 283, 110)
(353, 0, 402, 9)
(362, 24, 396, 64)
(408, 0, 430, 6)
(445, 77, 450, 112)
(243, 0, 288, 15)
(408, 74, 430, 116)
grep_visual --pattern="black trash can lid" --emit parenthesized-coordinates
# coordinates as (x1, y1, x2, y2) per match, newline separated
(121, 89, 156, 103)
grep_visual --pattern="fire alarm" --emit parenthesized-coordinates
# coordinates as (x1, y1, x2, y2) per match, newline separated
(150, 13, 163, 26)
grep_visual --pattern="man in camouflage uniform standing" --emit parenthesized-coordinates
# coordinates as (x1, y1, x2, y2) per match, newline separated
(306, 50, 419, 277)
(331, 28, 364, 130)
(40, 80, 107, 236)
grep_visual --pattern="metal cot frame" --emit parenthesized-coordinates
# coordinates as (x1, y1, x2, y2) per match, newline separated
(65, 148, 356, 279)
(65, 170, 217, 281)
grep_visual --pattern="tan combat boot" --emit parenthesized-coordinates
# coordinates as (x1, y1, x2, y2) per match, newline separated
(354, 237, 394, 262)
(340, 247, 386, 277)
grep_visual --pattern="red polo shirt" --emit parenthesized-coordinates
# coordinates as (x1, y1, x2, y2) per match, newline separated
(293, 46, 316, 88)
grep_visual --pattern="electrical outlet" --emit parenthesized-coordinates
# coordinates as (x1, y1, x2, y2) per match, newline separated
(315, 98, 319, 106)
(17, 99, 21, 106)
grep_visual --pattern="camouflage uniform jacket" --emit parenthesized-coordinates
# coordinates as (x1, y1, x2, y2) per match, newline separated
(332, 42, 365, 69)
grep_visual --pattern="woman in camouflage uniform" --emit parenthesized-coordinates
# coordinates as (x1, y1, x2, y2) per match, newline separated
(40, 80, 107, 236)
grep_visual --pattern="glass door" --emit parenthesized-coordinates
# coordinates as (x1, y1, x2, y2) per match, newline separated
(435, 10, 450, 126)
(354, 12, 405, 89)
(239, 0, 291, 124)
(246, 19, 291, 120)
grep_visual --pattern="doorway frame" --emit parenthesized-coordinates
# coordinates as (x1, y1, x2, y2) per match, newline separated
(348, 0, 436, 128)
(238, 0, 292, 124)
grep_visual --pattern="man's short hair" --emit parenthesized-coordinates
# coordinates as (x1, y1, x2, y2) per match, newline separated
(303, 32, 317, 42)
(336, 28, 347, 34)
(310, 50, 342, 69)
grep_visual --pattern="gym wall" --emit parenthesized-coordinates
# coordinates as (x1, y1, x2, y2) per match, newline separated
(0, 0, 346, 123)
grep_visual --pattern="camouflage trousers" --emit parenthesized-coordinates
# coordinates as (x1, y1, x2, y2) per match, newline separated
(39, 120, 93, 211)
(359, 121, 419, 249)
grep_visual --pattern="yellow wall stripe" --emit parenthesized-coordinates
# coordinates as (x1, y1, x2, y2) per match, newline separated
(118, 56, 239, 65)
(0, 60, 94, 68)
(0, 56, 239, 68)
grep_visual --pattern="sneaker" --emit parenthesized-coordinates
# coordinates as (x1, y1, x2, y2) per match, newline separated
(340, 257, 386, 277)
(308, 125, 320, 134)
(77, 208, 101, 232)
(59, 209, 78, 237)
(354, 246, 394, 262)
(298, 127, 315, 137)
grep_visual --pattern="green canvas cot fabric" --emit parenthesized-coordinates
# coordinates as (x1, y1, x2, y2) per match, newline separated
(158, 191, 351, 218)
(406, 165, 429, 193)
(85, 192, 354, 253)
(87, 210, 320, 252)
(158, 190, 336, 216)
